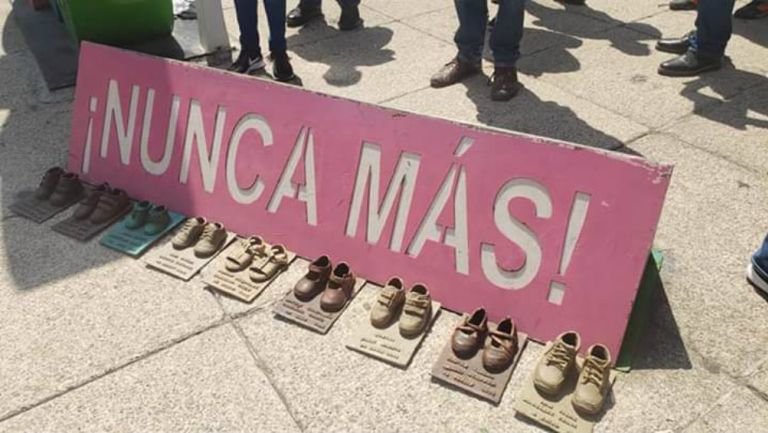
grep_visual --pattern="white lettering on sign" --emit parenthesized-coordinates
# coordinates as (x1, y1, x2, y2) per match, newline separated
(100, 79, 140, 165)
(267, 127, 318, 226)
(226, 113, 273, 205)
(140, 92, 180, 176)
(179, 100, 227, 193)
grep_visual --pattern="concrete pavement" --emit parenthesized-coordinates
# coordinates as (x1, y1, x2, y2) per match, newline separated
(1, 0, 767, 431)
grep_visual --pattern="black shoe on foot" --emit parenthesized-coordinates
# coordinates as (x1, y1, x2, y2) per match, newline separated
(272, 52, 296, 83)
(430, 58, 481, 88)
(287, 5, 323, 28)
(658, 51, 722, 77)
(228, 50, 266, 74)
(339, 6, 363, 30)
(734, 0, 768, 19)
(490, 67, 521, 101)
(656, 30, 694, 54)
(669, 0, 698, 10)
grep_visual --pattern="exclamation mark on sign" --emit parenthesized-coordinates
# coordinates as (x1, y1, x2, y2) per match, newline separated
(548, 192, 591, 305)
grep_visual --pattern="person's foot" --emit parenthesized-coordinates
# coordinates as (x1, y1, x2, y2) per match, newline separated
(655, 30, 695, 54)
(734, 0, 768, 19)
(271, 52, 296, 82)
(658, 51, 722, 77)
(430, 58, 481, 88)
(228, 50, 266, 74)
(286, 5, 323, 28)
(669, 0, 698, 10)
(747, 235, 768, 295)
(490, 67, 521, 101)
(338, 5, 363, 30)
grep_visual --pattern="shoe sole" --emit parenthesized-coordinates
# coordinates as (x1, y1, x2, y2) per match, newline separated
(246, 59, 267, 74)
(657, 62, 721, 77)
(746, 263, 768, 294)
(655, 44, 689, 55)
(491, 83, 523, 101)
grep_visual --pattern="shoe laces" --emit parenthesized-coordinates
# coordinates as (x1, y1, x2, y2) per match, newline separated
(545, 342, 572, 370)
(581, 357, 606, 387)
(200, 224, 219, 241)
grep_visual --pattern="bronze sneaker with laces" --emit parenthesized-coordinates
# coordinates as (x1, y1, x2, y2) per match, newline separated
(172, 217, 206, 249)
(482, 317, 518, 373)
(193, 222, 228, 258)
(370, 277, 405, 328)
(572, 344, 611, 415)
(534, 331, 580, 395)
(398, 284, 432, 338)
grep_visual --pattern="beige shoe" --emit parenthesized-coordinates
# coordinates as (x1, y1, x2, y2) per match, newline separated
(172, 217, 206, 249)
(533, 331, 580, 395)
(250, 244, 289, 282)
(572, 344, 611, 415)
(226, 236, 266, 272)
(193, 222, 227, 258)
(398, 284, 432, 338)
(370, 277, 405, 328)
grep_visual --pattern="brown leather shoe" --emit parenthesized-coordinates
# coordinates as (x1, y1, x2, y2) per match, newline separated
(491, 67, 521, 101)
(73, 183, 109, 220)
(89, 188, 129, 224)
(49, 172, 83, 207)
(482, 317, 518, 372)
(430, 58, 481, 89)
(293, 255, 332, 302)
(34, 167, 64, 200)
(320, 262, 355, 312)
(370, 277, 405, 328)
(451, 308, 488, 358)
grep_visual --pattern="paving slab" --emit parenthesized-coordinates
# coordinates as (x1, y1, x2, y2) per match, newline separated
(383, 72, 648, 150)
(364, 0, 452, 21)
(680, 387, 768, 433)
(539, 0, 668, 25)
(517, 26, 766, 129)
(749, 358, 768, 396)
(0, 324, 300, 433)
(629, 133, 768, 378)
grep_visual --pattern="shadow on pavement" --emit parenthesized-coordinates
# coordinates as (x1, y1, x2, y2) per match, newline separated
(733, 17, 768, 48)
(288, 21, 394, 87)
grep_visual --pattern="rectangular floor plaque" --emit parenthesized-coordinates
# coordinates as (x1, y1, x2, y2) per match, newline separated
(144, 232, 236, 281)
(100, 211, 185, 257)
(513, 343, 617, 433)
(203, 239, 297, 303)
(273, 277, 365, 334)
(346, 286, 441, 368)
(52, 201, 132, 242)
(431, 318, 528, 405)
(10, 191, 83, 223)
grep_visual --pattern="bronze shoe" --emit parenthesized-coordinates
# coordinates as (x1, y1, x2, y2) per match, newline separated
(89, 188, 129, 224)
(319, 262, 355, 312)
(534, 331, 581, 395)
(193, 222, 228, 258)
(172, 217, 207, 249)
(73, 183, 109, 220)
(482, 317, 518, 373)
(143, 205, 171, 235)
(293, 255, 331, 302)
(370, 277, 405, 328)
(49, 172, 83, 206)
(451, 308, 488, 358)
(398, 283, 432, 338)
(572, 344, 612, 415)
(34, 167, 63, 200)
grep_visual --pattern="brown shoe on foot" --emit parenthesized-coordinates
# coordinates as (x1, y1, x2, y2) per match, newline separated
(430, 57, 481, 89)
(534, 331, 580, 395)
(491, 67, 521, 101)
(482, 317, 518, 373)
(320, 262, 356, 312)
(370, 277, 406, 328)
(451, 308, 488, 358)
(399, 283, 432, 338)
(293, 255, 332, 301)
(572, 344, 611, 415)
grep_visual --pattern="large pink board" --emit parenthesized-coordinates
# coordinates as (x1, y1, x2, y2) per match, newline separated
(68, 43, 672, 356)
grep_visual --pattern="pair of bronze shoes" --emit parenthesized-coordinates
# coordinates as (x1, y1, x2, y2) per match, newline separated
(293, 256, 356, 312)
(370, 277, 432, 338)
(124, 200, 170, 235)
(73, 182, 130, 224)
(35, 167, 83, 206)
(172, 217, 228, 258)
(451, 308, 519, 373)
(225, 236, 289, 283)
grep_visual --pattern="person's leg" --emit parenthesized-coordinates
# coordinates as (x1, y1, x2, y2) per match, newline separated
(230, 0, 267, 73)
(263, 0, 296, 81)
(489, 0, 525, 101)
(748, 233, 768, 294)
(336, 0, 362, 30)
(287, 0, 322, 27)
(430, 0, 485, 88)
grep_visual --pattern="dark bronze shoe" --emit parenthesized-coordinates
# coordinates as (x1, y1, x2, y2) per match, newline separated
(125, 200, 151, 229)
(34, 167, 63, 200)
(482, 318, 518, 373)
(294, 255, 332, 301)
(49, 172, 83, 207)
(338, 6, 363, 31)
(658, 51, 722, 77)
(490, 67, 521, 101)
(90, 188, 130, 224)
(669, 0, 698, 10)
(320, 262, 356, 312)
(73, 183, 109, 220)
(451, 308, 488, 358)
(286, 5, 323, 28)
(430, 58, 481, 89)
(656, 31, 694, 54)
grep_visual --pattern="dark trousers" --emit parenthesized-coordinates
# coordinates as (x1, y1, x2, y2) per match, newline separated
(234, 0, 287, 58)
(299, 0, 360, 8)
(689, 0, 737, 59)
(454, 0, 525, 67)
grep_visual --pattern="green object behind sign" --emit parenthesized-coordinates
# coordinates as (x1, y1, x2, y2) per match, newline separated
(58, 0, 174, 46)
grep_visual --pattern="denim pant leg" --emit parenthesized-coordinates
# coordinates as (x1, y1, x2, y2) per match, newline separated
(263, 0, 287, 54)
(689, 0, 736, 59)
(490, 0, 525, 67)
(234, 0, 262, 57)
(299, 0, 360, 8)
(454, 0, 488, 65)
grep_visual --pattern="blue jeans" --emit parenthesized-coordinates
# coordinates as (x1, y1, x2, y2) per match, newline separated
(454, 0, 525, 68)
(234, 0, 287, 57)
(689, 0, 736, 59)
(299, 0, 360, 8)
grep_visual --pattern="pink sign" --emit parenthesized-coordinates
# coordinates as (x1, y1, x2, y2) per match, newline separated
(68, 43, 672, 356)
